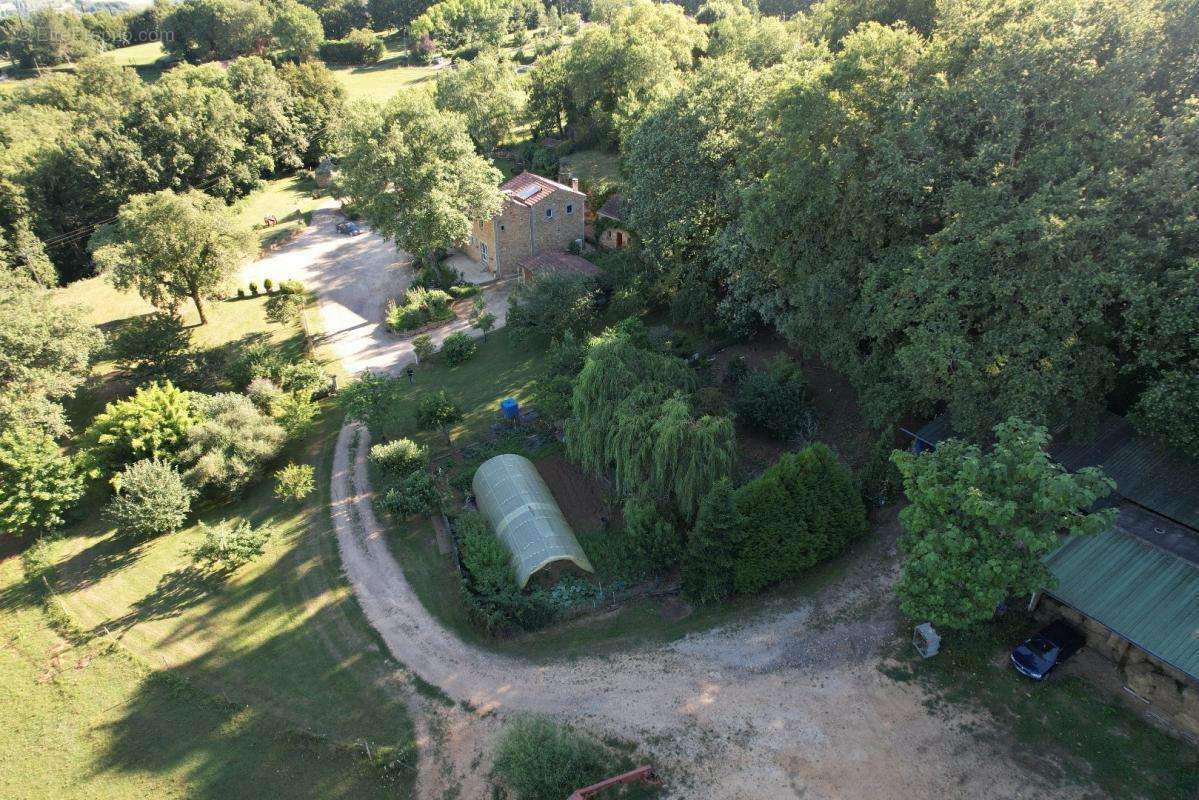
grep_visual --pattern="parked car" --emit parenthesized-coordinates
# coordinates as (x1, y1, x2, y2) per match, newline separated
(337, 221, 363, 235)
(1010, 619, 1085, 680)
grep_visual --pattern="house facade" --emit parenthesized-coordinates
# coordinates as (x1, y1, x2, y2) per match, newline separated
(596, 193, 631, 250)
(463, 171, 586, 279)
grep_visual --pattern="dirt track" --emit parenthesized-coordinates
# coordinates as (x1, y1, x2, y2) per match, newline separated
(331, 420, 1088, 799)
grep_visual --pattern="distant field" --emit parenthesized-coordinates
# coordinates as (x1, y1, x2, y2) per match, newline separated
(0, 42, 167, 90)
(328, 48, 437, 104)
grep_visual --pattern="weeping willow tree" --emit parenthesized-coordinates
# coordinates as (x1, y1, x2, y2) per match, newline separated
(566, 323, 734, 520)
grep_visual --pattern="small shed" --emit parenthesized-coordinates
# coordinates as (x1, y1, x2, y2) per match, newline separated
(472, 454, 595, 588)
(596, 194, 631, 250)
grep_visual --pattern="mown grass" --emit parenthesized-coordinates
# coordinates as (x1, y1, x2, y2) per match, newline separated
(882, 615, 1199, 800)
(12, 408, 418, 799)
(232, 173, 329, 251)
(328, 42, 437, 104)
(558, 149, 622, 186)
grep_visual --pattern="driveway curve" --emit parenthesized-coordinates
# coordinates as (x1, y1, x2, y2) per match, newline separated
(243, 209, 510, 377)
(330, 420, 1087, 800)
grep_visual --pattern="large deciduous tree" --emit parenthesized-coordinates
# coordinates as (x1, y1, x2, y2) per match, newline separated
(272, 0, 326, 61)
(434, 49, 525, 155)
(162, 0, 273, 63)
(92, 189, 252, 324)
(338, 92, 504, 268)
(891, 419, 1116, 630)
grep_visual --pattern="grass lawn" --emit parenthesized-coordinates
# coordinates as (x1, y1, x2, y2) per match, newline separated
(328, 43, 437, 104)
(559, 149, 622, 186)
(52, 276, 309, 430)
(232, 173, 330, 251)
(7, 408, 418, 799)
(882, 616, 1199, 800)
(364, 326, 543, 452)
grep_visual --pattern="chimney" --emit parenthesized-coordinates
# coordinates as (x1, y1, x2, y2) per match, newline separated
(570, 176, 579, 192)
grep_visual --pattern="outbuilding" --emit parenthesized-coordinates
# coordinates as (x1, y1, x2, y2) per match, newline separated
(471, 454, 595, 588)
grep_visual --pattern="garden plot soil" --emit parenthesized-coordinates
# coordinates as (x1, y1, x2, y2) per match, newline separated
(535, 453, 611, 533)
(710, 337, 875, 475)
(332, 420, 1097, 800)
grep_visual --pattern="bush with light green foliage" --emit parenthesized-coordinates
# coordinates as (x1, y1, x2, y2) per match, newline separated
(182, 393, 286, 495)
(380, 470, 440, 518)
(0, 426, 84, 537)
(440, 331, 477, 366)
(274, 463, 315, 502)
(192, 518, 271, 570)
(106, 459, 194, 538)
(82, 381, 195, 472)
(492, 716, 617, 800)
(369, 438, 427, 478)
(386, 287, 455, 332)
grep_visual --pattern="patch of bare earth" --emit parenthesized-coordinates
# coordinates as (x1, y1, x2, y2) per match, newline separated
(331, 421, 1096, 799)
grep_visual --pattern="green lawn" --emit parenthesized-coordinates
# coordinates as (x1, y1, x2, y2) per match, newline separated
(232, 173, 329, 251)
(3, 410, 417, 800)
(52, 276, 310, 430)
(882, 616, 1199, 800)
(328, 44, 437, 104)
(558, 149, 622, 186)
(2, 409, 417, 799)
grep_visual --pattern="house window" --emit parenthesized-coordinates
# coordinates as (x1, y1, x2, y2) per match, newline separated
(545, 207, 554, 219)
(566, 204, 574, 214)
(500, 224, 505, 231)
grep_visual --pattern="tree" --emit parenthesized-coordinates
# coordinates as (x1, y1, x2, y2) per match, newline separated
(473, 310, 496, 338)
(182, 392, 286, 494)
(6, 10, 102, 68)
(622, 496, 681, 573)
(506, 273, 599, 344)
(412, 334, 435, 364)
(273, 0, 325, 61)
(381, 469, 441, 516)
(732, 443, 867, 595)
(416, 388, 463, 444)
(338, 92, 504, 269)
(441, 330, 478, 366)
(278, 61, 347, 163)
(107, 458, 194, 538)
(265, 290, 307, 324)
(1131, 369, 1199, 460)
(162, 0, 272, 63)
(409, 0, 510, 49)
(435, 49, 525, 155)
(192, 518, 270, 569)
(274, 462, 316, 502)
(0, 426, 83, 537)
(82, 381, 196, 472)
(313, 0, 371, 40)
(891, 419, 1116, 630)
(682, 478, 742, 604)
(731, 355, 810, 441)
(92, 189, 253, 325)
(367, 0, 428, 31)
(0, 271, 103, 435)
(226, 56, 310, 173)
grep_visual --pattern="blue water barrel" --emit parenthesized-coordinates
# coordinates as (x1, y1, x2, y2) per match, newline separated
(500, 398, 520, 420)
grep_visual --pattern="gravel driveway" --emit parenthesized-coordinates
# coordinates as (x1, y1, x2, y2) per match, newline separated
(243, 209, 512, 376)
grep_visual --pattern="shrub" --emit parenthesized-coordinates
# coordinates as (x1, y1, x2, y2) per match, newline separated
(732, 443, 867, 595)
(732, 355, 810, 440)
(380, 469, 440, 517)
(249, 281, 259, 296)
(506, 273, 599, 343)
(271, 391, 319, 437)
(276, 358, 330, 397)
(263, 278, 274, 293)
(110, 313, 193, 387)
(416, 389, 462, 443)
(682, 478, 743, 604)
(858, 428, 902, 507)
(274, 463, 315, 502)
(106, 459, 194, 538)
(82, 381, 195, 472)
(492, 716, 612, 800)
(181, 393, 286, 495)
(622, 497, 682, 574)
(192, 519, 270, 570)
(456, 512, 554, 633)
(441, 331, 477, 366)
(386, 287, 455, 331)
(0, 426, 84, 537)
(319, 28, 385, 64)
(225, 342, 287, 389)
(369, 438, 427, 478)
(246, 377, 283, 411)
(279, 279, 305, 295)
(449, 283, 480, 299)
(265, 290, 306, 324)
(237, 288, 246, 299)
(412, 334, 435, 364)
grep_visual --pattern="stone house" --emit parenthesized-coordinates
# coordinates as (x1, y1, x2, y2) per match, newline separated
(463, 172, 586, 279)
(596, 193, 631, 250)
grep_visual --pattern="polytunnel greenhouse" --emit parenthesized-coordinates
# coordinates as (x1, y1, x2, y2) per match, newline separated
(471, 454, 594, 588)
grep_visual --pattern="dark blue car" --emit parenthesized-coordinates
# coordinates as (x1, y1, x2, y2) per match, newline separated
(337, 221, 363, 235)
(1010, 620, 1085, 680)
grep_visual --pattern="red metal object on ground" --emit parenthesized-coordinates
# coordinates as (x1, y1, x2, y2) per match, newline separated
(567, 766, 659, 799)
